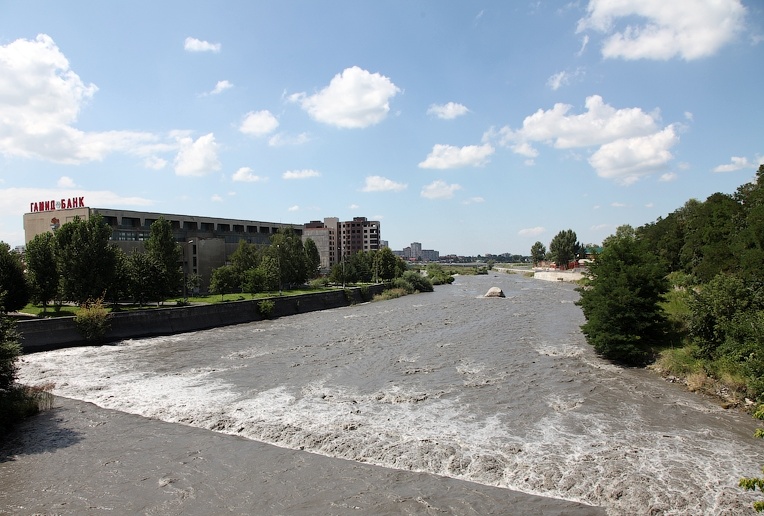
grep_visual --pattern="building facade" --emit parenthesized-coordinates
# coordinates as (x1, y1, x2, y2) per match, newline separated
(301, 216, 382, 274)
(23, 202, 301, 291)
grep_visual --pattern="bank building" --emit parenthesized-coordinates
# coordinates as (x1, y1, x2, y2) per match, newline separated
(23, 197, 381, 291)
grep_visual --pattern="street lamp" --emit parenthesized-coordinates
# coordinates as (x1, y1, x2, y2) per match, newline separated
(183, 240, 193, 303)
(277, 244, 282, 295)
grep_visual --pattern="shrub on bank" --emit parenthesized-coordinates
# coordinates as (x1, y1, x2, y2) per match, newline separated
(74, 297, 111, 341)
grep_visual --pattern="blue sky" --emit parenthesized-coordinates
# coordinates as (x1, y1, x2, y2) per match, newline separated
(1, 1, 762, 256)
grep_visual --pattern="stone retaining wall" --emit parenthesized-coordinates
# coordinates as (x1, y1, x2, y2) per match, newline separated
(17, 285, 385, 353)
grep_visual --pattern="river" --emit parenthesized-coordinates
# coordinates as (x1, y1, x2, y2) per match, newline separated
(15, 273, 764, 514)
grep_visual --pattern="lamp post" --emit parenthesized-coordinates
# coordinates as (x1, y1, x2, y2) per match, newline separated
(277, 244, 282, 295)
(183, 240, 193, 303)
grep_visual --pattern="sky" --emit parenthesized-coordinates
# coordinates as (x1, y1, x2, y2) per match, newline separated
(1, 1, 763, 257)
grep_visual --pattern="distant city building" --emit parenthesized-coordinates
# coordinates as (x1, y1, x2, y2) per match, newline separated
(396, 242, 439, 262)
(302, 216, 381, 273)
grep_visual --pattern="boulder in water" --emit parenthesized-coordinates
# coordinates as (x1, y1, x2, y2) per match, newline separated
(484, 287, 505, 298)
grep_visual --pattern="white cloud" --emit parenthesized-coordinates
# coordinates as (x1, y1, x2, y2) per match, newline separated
(289, 66, 400, 128)
(518, 227, 545, 237)
(211, 194, 223, 202)
(588, 125, 679, 184)
(240, 110, 279, 137)
(577, 0, 747, 60)
(288, 205, 300, 212)
(547, 68, 584, 91)
(348, 204, 360, 210)
(506, 95, 659, 149)
(184, 37, 221, 53)
(209, 80, 233, 95)
(611, 202, 627, 208)
(144, 156, 167, 170)
(713, 156, 755, 173)
(0, 34, 160, 164)
(427, 102, 469, 120)
(283, 169, 320, 180)
(174, 133, 221, 177)
(268, 132, 310, 147)
(421, 180, 461, 200)
(419, 143, 494, 169)
(232, 167, 267, 183)
(462, 196, 485, 205)
(361, 175, 407, 192)
(660, 172, 678, 182)
(57, 176, 76, 188)
(489, 95, 676, 184)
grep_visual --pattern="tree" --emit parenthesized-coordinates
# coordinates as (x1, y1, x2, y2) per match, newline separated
(375, 247, 398, 282)
(530, 241, 546, 266)
(577, 234, 670, 365)
(126, 251, 165, 306)
(230, 240, 260, 279)
(549, 229, 578, 268)
(24, 232, 59, 312)
(145, 217, 182, 299)
(270, 229, 307, 288)
(55, 215, 118, 305)
(0, 243, 29, 312)
(209, 265, 240, 300)
(304, 238, 321, 279)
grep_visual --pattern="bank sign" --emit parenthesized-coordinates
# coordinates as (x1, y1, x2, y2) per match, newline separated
(29, 196, 85, 213)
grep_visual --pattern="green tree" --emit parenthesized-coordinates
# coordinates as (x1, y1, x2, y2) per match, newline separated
(375, 247, 398, 282)
(530, 241, 546, 266)
(304, 238, 321, 279)
(270, 229, 307, 288)
(126, 251, 165, 306)
(0, 243, 29, 312)
(145, 217, 182, 299)
(55, 215, 117, 305)
(577, 234, 670, 365)
(24, 232, 59, 312)
(209, 265, 240, 300)
(230, 240, 261, 279)
(549, 229, 578, 269)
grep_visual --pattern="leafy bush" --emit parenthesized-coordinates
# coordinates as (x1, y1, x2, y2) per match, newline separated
(257, 299, 275, 318)
(401, 271, 434, 292)
(309, 277, 330, 289)
(74, 297, 111, 341)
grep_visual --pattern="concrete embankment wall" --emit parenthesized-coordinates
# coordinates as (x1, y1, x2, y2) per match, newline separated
(532, 270, 585, 282)
(18, 285, 385, 353)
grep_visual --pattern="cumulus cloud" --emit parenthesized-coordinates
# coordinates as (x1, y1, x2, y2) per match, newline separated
(427, 102, 469, 119)
(288, 205, 300, 212)
(421, 180, 462, 200)
(240, 110, 279, 137)
(283, 169, 320, 180)
(419, 143, 494, 169)
(184, 37, 221, 53)
(0, 34, 160, 164)
(518, 227, 546, 237)
(361, 175, 407, 192)
(488, 95, 676, 184)
(211, 194, 223, 202)
(174, 133, 221, 177)
(588, 125, 678, 185)
(660, 172, 678, 182)
(576, 0, 747, 60)
(289, 66, 400, 128)
(713, 156, 756, 173)
(462, 196, 485, 205)
(232, 167, 267, 183)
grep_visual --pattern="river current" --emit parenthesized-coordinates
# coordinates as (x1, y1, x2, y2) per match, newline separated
(18, 273, 764, 514)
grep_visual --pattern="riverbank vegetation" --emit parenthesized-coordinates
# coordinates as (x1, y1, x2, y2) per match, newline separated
(575, 165, 764, 408)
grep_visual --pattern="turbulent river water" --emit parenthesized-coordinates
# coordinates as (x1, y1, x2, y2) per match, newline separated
(18, 273, 764, 514)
